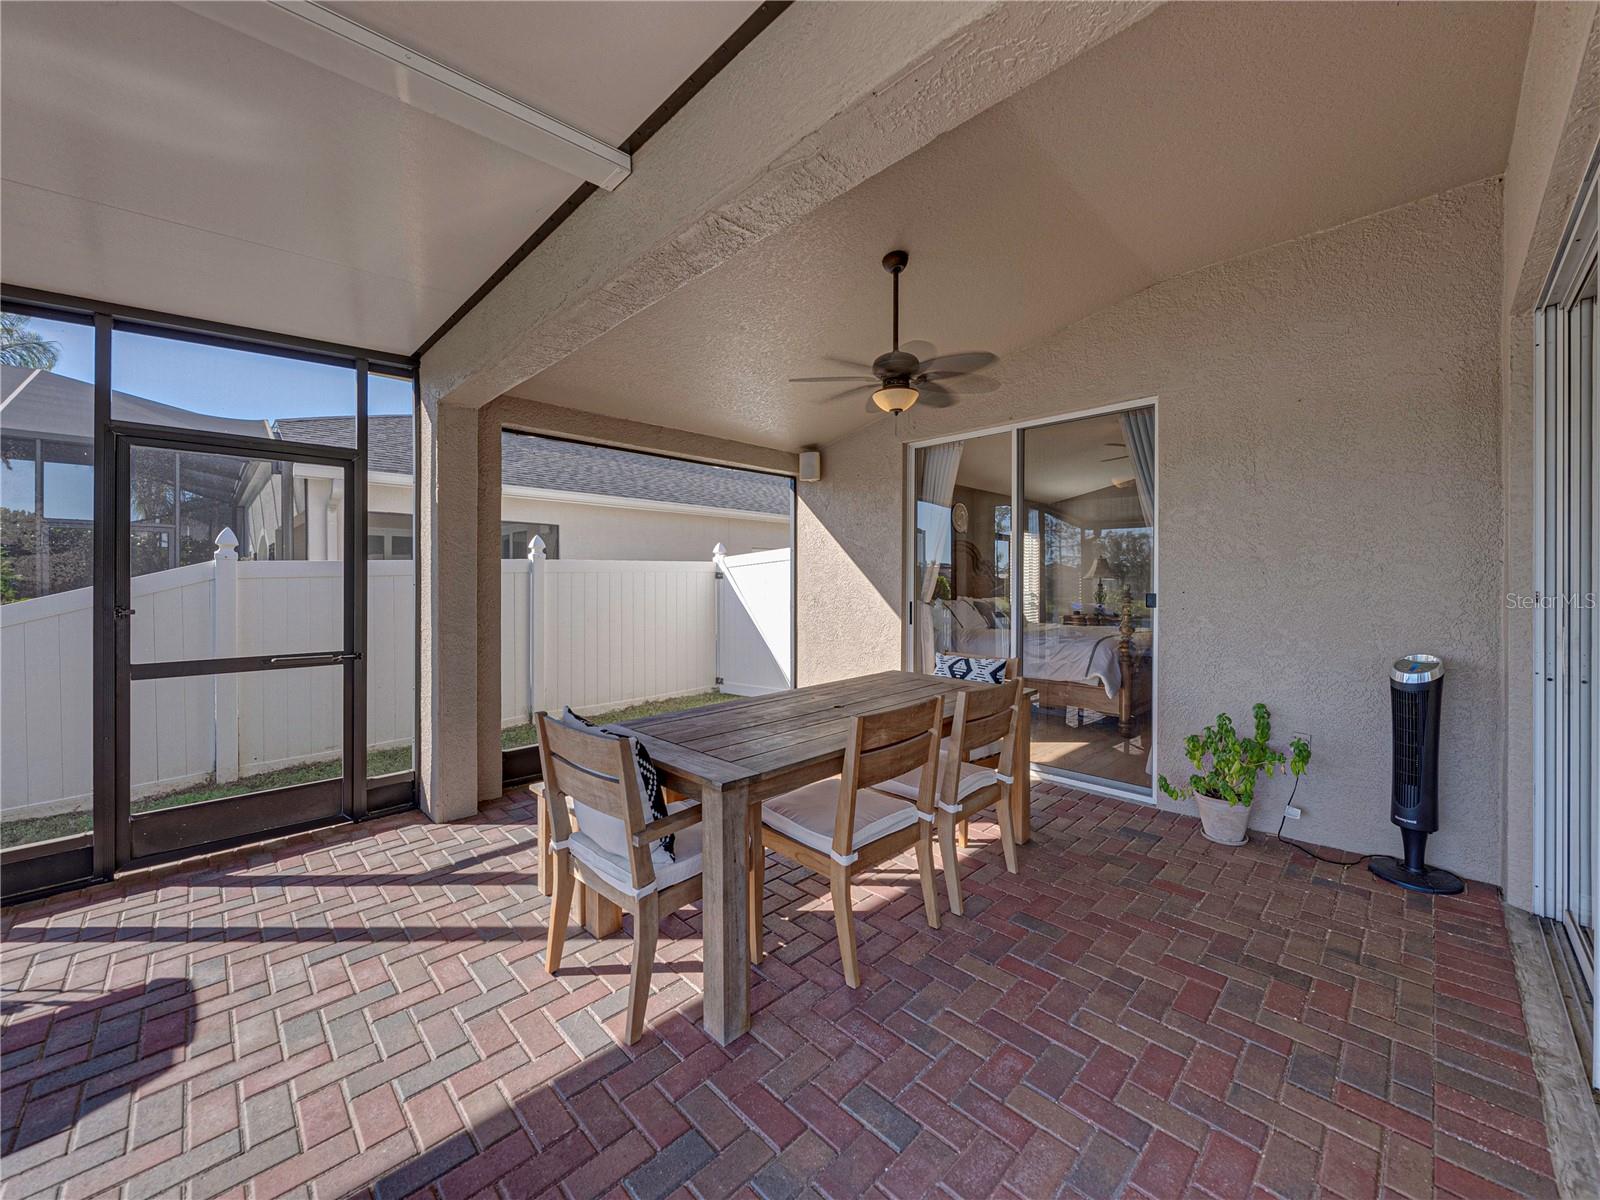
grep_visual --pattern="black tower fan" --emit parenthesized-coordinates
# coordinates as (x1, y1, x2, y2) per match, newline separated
(1370, 654, 1464, 895)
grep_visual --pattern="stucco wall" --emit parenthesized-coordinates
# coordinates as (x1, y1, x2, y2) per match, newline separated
(1499, 2, 1600, 911)
(798, 179, 1506, 883)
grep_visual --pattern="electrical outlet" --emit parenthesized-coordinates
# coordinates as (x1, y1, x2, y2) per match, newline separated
(1285, 732, 1309, 821)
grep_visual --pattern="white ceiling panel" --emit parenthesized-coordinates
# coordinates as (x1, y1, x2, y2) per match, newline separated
(0, 0, 759, 353)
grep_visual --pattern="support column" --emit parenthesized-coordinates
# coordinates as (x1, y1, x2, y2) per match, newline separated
(477, 404, 502, 802)
(418, 395, 480, 822)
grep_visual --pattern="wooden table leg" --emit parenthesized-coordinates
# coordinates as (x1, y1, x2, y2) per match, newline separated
(580, 883, 623, 938)
(701, 780, 751, 1045)
(1012, 697, 1033, 845)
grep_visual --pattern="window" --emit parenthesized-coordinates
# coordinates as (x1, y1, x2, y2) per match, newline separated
(367, 512, 413, 561)
(501, 521, 559, 560)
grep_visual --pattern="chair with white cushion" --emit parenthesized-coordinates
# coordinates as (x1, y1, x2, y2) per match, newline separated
(537, 712, 705, 1045)
(751, 697, 944, 988)
(876, 678, 1024, 917)
(931, 655, 1019, 846)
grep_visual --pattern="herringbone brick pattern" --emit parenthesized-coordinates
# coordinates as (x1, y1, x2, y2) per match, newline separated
(0, 783, 1557, 1199)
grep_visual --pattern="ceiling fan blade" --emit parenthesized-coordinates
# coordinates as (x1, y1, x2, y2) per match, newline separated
(916, 372, 999, 395)
(815, 383, 878, 405)
(917, 351, 997, 376)
(822, 354, 876, 372)
(789, 375, 874, 383)
(916, 382, 959, 408)
(1100, 454, 1130, 462)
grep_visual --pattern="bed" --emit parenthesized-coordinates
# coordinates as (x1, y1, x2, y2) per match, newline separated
(932, 597, 1152, 736)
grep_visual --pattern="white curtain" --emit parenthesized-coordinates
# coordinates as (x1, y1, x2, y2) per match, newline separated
(1120, 408, 1156, 527)
(917, 441, 963, 604)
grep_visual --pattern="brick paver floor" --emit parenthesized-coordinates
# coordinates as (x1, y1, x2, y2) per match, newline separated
(0, 783, 1559, 1199)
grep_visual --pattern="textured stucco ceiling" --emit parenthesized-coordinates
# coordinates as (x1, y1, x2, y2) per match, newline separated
(0, 1, 757, 353)
(511, 0, 1532, 452)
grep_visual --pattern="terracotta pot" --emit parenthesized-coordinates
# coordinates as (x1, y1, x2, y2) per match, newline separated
(1195, 793, 1250, 846)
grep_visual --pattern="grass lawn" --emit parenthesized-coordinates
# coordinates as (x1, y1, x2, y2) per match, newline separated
(500, 689, 736, 749)
(0, 744, 415, 849)
(2, 692, 735, 850)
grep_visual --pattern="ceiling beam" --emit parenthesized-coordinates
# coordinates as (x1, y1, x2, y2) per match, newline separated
(491, 393, 799, 477)
(421, 0, 1162, 415)
(181, 1, 630, 190)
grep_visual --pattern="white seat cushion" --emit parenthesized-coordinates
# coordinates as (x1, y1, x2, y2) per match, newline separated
(566, 813, 703, 898)
(876, 748, 1002, 811)
(762, 777, 922, 864)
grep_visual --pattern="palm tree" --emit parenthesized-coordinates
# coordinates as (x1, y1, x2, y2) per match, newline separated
(0, 313, 59, 370)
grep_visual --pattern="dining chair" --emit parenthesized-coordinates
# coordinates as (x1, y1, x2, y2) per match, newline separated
(750, 696, 944, 988)
(875, 677, 1024, 916)
(537, 712, 706, 1045)
(931, 655, 1020, 846)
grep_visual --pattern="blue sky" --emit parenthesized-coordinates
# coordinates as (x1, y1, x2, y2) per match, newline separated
(28, 313, 413, 419)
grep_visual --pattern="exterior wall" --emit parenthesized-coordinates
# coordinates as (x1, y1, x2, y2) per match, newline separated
(798, 179, 1506, 883)
(1499, 3, 1600, 909)
(364, 479, 785, 561)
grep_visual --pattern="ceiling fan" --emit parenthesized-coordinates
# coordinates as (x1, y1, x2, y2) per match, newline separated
(789, 250, 998, 415)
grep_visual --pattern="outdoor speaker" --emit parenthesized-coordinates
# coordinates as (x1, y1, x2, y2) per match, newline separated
(798, 450, 822, 482)
(1369, 653, 1464, 895)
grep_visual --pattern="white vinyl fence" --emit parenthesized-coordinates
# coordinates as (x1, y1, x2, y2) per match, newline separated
(715, 545, 792, 696)
(2, 534, 790, 820)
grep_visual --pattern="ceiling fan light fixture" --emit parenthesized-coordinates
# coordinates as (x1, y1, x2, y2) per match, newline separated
(873, 384, 919, 414)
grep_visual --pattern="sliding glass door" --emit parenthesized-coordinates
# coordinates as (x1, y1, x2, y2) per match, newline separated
(1018, 409, 1154, 795)
(908, 404, 1156, 799)
(1534, 168, 1598, 1086)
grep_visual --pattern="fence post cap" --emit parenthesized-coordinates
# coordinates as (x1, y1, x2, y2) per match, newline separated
(712, 542, 727, 560)
(215, 527, 239, 556)
(528, 534, 546, 560)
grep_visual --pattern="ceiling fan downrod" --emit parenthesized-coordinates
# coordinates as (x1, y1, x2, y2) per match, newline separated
(883, 249, 907, 352)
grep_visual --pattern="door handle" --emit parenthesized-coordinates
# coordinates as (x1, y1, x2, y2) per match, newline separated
(265, 651, 362, 665)
(114, 606, 135, 620)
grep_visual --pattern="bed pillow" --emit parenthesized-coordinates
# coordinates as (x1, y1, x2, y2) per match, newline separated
(948, 599, 984, 632)
(934, 653, 1008, 684)
(561, 707, 673, 859)
(969, 599, 998, 629)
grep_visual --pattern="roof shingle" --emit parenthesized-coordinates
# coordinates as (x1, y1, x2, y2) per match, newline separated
(274, 416, 790, 516)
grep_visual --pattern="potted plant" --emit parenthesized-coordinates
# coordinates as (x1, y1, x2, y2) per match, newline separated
(1158, 704, 1310, 846)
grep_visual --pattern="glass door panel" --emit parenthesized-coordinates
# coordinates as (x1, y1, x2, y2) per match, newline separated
(911, 432, 1014, 673)
(1566, 266, 1596, 958)
(1018, 410, 1155, 795)
(127, 446, 347, 664)
(116, 434, 357, 866)
(127, 665, 344, 861)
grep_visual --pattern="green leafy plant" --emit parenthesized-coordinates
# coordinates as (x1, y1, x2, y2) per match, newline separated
(0, 312, 60, 370)
(1158, 703, 1310, 807)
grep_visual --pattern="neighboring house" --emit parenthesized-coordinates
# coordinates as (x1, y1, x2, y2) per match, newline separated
(0, 374, 791, 601)
(0, 366, 274, 599)
(273, 416, 792, 565)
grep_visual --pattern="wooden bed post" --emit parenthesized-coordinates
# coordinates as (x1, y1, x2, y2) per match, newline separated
(1117, 588, 1138, 737)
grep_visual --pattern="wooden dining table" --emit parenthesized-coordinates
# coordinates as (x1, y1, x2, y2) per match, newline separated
(611, 670, 1033, 1046)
